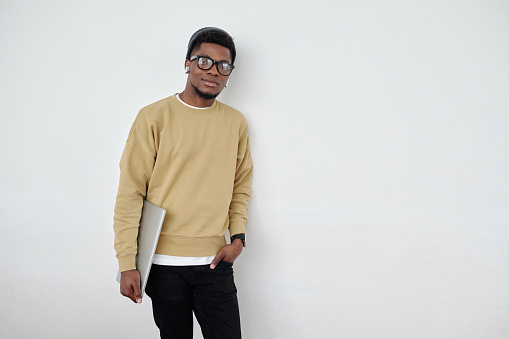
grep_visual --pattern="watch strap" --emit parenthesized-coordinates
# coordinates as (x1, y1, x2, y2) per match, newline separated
(231, 233, 246, 247)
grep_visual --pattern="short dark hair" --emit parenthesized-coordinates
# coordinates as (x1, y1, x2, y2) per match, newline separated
(186, 27, 236, 64)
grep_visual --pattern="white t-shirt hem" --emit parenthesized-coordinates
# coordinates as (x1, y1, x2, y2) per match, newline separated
(152, 254, 215, 266)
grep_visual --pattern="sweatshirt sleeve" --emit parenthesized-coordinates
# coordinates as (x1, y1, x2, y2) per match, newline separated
(113, 110, 157, 272)
(228, 119, 253, 237)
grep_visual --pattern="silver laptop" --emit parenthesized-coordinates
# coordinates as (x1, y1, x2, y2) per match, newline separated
(116, 200, 166, 296)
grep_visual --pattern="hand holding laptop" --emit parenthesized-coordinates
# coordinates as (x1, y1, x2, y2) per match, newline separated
(120, 269, 142, 304)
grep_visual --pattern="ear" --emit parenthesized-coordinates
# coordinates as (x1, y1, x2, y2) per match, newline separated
(184, 59, 191, 70)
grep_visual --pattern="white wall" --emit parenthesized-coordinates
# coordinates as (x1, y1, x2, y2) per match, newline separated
(1, 1, 508, 338)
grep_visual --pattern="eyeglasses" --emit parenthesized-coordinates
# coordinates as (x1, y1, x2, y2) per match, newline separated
(190, 55, 235, 76)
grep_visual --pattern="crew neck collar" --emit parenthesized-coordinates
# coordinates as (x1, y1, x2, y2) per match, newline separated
(176, 93, 211, 109)
(171, 94, 218, 114)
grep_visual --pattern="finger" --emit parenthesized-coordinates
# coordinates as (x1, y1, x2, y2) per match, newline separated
(128, 289, 137, 303)
(133, 280, 142, 304)
(121, 286, 135, 303)
(120, 282, 135, 303)
(210, 251, 225, 269)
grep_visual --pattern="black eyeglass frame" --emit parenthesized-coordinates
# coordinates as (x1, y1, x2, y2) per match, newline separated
(190, 55, 235, 76)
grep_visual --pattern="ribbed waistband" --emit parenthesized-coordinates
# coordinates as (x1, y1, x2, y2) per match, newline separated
(155, 235, 227, 257)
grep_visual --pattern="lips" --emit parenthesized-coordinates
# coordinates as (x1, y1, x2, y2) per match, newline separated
(202, 78, 219, 87)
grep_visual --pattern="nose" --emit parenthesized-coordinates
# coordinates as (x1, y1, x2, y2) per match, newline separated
(206, 63, 220, 76)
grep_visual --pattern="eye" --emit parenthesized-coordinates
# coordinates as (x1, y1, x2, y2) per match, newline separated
(219, 62, 231, 71)
(198, 57, 212, 67)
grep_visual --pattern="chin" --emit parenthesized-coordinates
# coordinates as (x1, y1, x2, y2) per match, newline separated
(192, 84, 221, 100)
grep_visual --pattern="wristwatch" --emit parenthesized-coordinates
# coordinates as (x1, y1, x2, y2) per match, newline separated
(231, 233, 246, 247)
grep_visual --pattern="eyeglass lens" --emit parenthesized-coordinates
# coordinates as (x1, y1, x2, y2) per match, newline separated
(196, 57, 233, 75)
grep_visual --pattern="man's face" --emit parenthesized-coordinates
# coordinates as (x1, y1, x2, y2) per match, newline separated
(185, 42, 232, 100)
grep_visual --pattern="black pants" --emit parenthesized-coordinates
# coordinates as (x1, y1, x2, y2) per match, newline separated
(145, 261, 241, 339)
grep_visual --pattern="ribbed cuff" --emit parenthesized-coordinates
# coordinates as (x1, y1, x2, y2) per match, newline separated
(118, 255, 136, 272)
(229, 221, 246, 238)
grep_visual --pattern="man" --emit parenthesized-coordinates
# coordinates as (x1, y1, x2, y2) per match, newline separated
(113, 27, 253, 339)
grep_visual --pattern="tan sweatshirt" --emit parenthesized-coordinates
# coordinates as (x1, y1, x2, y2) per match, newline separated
(113, 95, 253, 272)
